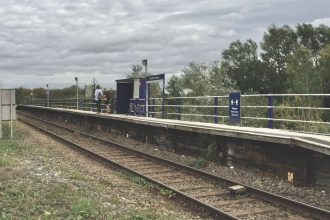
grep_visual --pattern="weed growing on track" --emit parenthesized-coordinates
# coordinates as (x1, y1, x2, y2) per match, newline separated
(188, 157, 207, 169)
(123, 171, 176, 198)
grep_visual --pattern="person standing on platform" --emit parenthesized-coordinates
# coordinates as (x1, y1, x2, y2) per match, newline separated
(94, 85, 103, 114)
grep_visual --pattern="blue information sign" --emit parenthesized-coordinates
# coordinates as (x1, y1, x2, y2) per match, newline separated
(146, 74, 165, 82)
(229, 92, 241, 124)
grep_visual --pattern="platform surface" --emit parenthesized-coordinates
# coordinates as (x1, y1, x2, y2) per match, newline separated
(24, 106, 330, 156)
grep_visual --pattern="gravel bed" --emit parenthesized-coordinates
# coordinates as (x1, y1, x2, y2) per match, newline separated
(84, 128, 330, 211)
(16, 122, 208, 219)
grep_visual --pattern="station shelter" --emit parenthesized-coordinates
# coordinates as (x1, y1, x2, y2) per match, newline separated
(116, 78, 146, 115)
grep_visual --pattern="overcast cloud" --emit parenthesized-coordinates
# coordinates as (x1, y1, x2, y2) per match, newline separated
(0, 0, 330, 89)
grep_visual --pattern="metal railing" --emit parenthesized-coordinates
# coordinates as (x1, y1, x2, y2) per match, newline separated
(147, 94, 330, 134)
(28, 94, 330, 134)
(29, 98, 112, 113)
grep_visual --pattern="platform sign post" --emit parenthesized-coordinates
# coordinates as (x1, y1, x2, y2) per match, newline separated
(229, 91, 241, 124)
(145, 74, 165, 118)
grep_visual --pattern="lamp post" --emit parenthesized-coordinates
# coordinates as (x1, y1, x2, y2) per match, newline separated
(30, 91, 33, 105)
(142, 59, 147, 76)
(142, 59, 148, 116)
(75, 77, 78, 110)
(46, 84, 49, 107)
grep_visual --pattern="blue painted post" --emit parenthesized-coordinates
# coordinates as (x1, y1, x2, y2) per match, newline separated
(162, 77, 165, 119)
(268, 95, 274, 128)
(214, 97, 219, 124)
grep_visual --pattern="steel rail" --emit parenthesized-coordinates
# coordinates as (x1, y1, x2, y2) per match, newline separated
(17, 112, 330, 220)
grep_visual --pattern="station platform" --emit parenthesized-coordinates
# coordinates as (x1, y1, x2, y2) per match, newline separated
(23, 106, 330, 156)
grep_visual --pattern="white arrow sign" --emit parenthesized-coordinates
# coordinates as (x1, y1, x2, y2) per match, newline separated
(231, 99, 239, 106)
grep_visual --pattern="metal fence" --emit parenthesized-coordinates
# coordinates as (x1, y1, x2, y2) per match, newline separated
(29, 94, 330, 134)
(29, 98, 110, 113)
(147, 94, 330, 134)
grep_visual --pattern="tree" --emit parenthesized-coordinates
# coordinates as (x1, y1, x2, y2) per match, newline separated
(127, 64, 145, 79)
(180, 62, 210, 96)
(166, 61, 236, 97)
(318, 44, 330, 120)
(208, 61, 236, 95)
(261, 24, 297, 93)
(32, 88, 47, 99)
(286, 46, 320, 93)
(296, 23, 321, 65)
(166, 75, 183, 97)
(296, 23, 330, 65)
(15, 87, 32, 104)
(221, 39, 265, 93)
(316, 24, 330, 49)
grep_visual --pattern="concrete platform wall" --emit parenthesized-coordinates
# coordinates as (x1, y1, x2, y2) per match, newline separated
(18, 106, 330, 186)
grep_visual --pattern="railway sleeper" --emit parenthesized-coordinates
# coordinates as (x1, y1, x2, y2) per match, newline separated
(162, 178, 197, 184)
(140, 168, 174, 175)
(229, 207, 277, 217)
(191, 191, 229, 199)
(210, 197, 255, 207)
(176, 184, 215, 191)
(134, 165, 166, 170)
(148, 172, 184, 179)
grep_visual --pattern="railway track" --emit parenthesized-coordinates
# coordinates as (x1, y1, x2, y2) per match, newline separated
(17, 111, 330, 220)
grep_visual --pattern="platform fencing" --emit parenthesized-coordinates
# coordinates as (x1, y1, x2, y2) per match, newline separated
(28, 94, 330, 134)
(148, 94, 330, 134)
(29, 98, 112, 113)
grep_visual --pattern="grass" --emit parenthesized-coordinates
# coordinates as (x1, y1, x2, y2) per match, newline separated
(0, 123, 27, 167)
(69, 169, 92, 182)
(0, 150, 13, 166)
(1, 147, 111, 219)
(123, 210, 161, 220)
(71, 197, 98, 218)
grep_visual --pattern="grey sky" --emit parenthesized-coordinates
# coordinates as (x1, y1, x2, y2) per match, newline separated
(0, 0, 329, 89)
